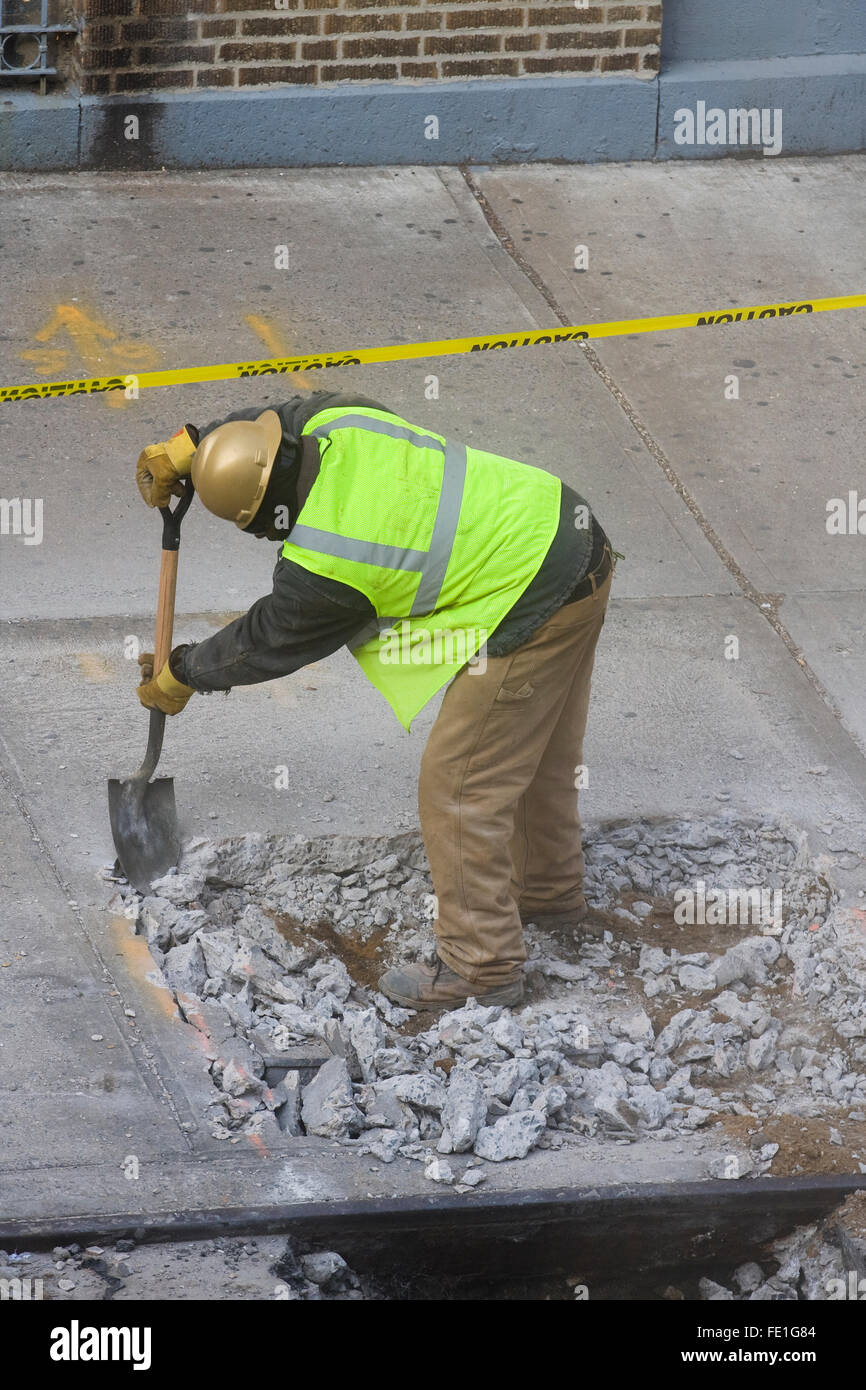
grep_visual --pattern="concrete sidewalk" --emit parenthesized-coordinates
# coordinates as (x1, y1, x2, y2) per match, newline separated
(1, 156, 865, 1229)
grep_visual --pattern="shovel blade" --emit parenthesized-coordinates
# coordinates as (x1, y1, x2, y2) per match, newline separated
(108, 775, 180, 894)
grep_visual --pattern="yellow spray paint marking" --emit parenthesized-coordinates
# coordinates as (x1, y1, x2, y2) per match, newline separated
(76, 652, 115, 682)
(19, 304, 161, 410)
(244, 314, 313, 388)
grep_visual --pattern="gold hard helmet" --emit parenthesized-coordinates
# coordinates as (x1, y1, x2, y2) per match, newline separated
(190, 409, 282, 529)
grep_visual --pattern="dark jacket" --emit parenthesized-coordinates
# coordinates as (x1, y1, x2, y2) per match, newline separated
(172, 393, 606, 694)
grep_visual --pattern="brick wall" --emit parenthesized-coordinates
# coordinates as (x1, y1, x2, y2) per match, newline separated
(77, 1, 662, 95)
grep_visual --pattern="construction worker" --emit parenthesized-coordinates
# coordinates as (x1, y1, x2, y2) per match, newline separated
(135, 392, 615, 1010)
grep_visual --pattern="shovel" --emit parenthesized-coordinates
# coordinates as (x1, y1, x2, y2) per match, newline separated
(109, 478, 195, 893)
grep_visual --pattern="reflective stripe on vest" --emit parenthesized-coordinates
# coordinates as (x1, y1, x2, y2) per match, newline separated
(296, 413, 467, 617)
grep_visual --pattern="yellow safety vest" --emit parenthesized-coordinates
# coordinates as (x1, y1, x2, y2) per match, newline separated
(282, 406, 561, 729)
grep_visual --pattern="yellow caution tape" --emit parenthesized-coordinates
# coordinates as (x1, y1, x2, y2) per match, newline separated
(2, 294, 864, 403)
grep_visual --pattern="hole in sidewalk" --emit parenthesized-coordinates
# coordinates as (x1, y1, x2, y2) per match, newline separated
(104, 816, 866, 1184)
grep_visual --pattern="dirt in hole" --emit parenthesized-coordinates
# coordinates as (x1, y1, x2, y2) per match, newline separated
(274, 913, 390, 992)
(612, 893, 785, 954)
(529, 893, 787, 963)
(719, 1111, 866, 1177)
(643, 971, 803, 1047)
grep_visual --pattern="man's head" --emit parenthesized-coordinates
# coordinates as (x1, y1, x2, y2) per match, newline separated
(191, 409, 297, 541)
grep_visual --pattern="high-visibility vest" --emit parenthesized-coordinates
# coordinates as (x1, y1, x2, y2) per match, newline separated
(281, 406, 561, 729)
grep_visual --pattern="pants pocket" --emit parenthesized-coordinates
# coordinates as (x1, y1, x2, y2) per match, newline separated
(495, 680, 535, 703)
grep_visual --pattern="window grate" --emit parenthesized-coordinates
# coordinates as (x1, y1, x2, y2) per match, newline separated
(0, 0, 78, 93)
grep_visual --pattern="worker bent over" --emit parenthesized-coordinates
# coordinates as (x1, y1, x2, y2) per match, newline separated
(135, 392, 615, 1010)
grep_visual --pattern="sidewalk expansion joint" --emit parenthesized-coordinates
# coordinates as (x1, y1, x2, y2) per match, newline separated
(457, 163, 866, 770)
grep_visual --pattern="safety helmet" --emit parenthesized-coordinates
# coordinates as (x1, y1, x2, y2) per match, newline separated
(190, 409, 283, 529)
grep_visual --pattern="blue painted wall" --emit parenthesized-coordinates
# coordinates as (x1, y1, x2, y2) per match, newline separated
(3, 2, 866, 168)
(661, 0, 866, 64)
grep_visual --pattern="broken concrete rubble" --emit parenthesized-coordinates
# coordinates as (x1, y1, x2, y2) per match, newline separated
(105, 816, 866, 1185)
(0, 1235, 377, 1302)
(700, 1192, 866, 1301)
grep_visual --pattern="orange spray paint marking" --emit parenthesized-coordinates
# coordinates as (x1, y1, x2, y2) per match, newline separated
(109, 917, 181, 1021)
(21, 304, 160, 410)
(245, 314, 313, 389)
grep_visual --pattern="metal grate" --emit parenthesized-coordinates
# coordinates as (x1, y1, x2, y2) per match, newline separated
(0, 0, 78, 93)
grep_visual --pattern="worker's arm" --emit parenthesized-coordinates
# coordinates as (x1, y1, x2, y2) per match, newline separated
(168, 557, 377, 692)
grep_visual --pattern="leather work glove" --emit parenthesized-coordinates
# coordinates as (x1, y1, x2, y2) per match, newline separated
(136, 425, 199, 508)
(136, 651, 195, 716)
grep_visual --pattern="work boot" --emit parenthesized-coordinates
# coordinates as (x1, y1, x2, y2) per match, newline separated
(378, 956, 524, 1011)
(519, 903, 605, 939)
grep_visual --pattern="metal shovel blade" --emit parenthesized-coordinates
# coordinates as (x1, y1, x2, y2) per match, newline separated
(108, 706, 180, 894)
(108, 773, 180, 895)
(110, 483, 193, 893)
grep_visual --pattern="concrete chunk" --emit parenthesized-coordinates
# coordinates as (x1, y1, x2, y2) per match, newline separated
(488, 1057, 539, 1103)
(441, 1067, 487, 1153)
(300, 1251, 347, 1287)
(162, 939, 208, 995)
(747, 1027, 779, 1072)
(301, 1056, 363, 1139)
(221, 1057, 263, 1099)
(619, 1008, 655, 1045)
(474, 1110, 547, 1162)
(654, 1009, 695, 1056)
(172, 909, 210, 944)
(678, 964, 717, 992)
(150, 871, 205, 905)
(276, 1070, 302, 1135)
(359, 1128, 403, 1163)
(624, 1085, 673, 1130)
(381, 1071, 446, 1113)
(714, 936, 781, 989)
(638, 946, 670, 976)
(489, 1013, 524, 1054)
(344, 1008, 386, 1083)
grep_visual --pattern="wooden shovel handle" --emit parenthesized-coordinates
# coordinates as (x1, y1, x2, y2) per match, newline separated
(154, 547, 179, 672)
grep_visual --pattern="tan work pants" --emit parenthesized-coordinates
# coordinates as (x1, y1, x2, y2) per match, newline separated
(419, 567, 612, 988)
